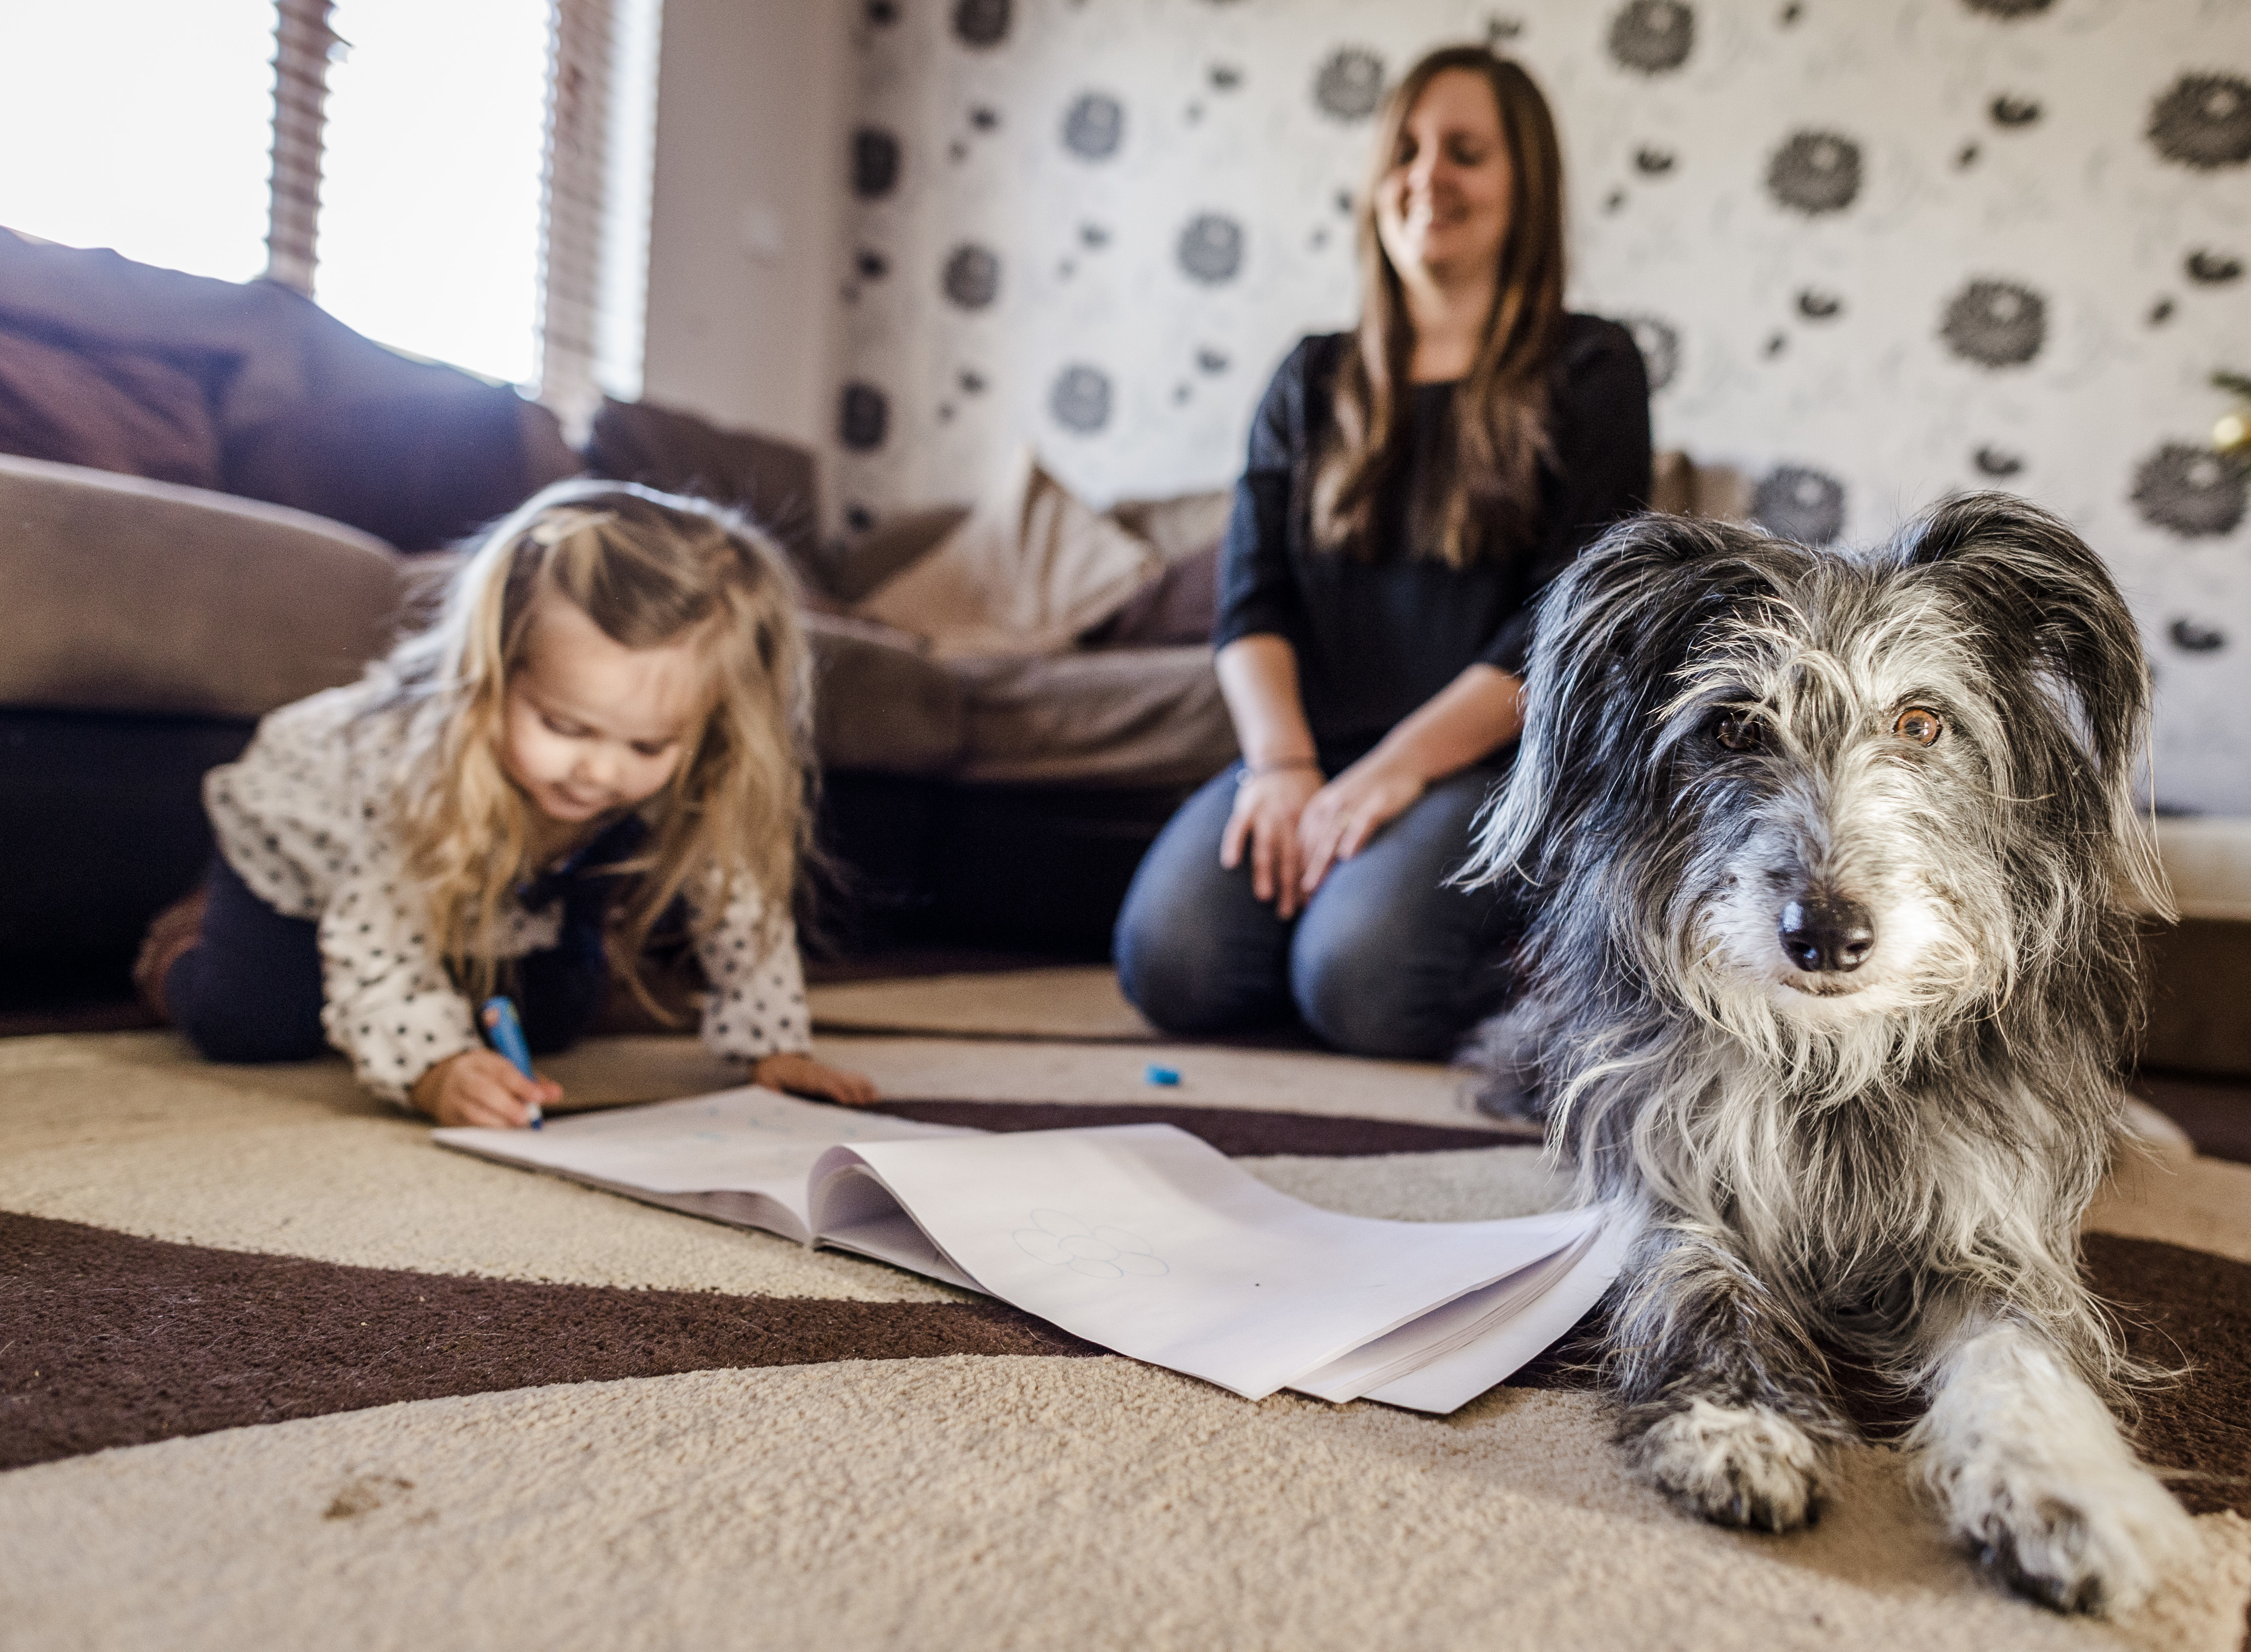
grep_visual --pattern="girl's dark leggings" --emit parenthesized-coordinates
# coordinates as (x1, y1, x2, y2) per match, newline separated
(166, 856, 615, 1065)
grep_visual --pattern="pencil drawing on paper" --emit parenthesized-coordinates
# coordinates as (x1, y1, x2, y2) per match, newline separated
(1013, 1209, 1169, 1279)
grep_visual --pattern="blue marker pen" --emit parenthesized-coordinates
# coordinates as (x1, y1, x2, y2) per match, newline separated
(480, 996, 543, 1128)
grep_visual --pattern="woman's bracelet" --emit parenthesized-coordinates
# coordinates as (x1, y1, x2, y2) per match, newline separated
(1237, 757, 1320, 787)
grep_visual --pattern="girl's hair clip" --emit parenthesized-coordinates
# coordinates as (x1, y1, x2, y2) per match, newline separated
(523, 508, 618, 549)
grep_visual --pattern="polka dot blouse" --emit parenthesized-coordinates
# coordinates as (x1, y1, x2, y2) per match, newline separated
(204, 682, 813, 1107)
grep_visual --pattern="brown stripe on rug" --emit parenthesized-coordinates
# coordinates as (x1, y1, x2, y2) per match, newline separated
(864, 1099, 1538, 1155)
(2085, 1231, 2251, 1518)
(1506, 1232, 2251, 1520)
(8, 1217, 2246, 1510)
(0, 1210, 1099, 1473)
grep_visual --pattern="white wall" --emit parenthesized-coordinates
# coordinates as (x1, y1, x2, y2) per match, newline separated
(639, 0, 853, 453)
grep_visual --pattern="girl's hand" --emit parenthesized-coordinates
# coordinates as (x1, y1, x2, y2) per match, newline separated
(1297, 756, 1428, 896)
(755, 1052, 879, 1107)
(411, 1050, 562, 1128)
(1220, 764, 1324, 918)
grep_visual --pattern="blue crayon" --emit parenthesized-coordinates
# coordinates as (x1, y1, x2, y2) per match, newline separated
(481, 996, 543, 1128)
(1145, 1064, 1181, 1087)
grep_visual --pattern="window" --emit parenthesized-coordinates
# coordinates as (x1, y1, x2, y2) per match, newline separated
(0, 2, 278, 285)
(539, 0, 661, 422)
(0, 0, 658, 412)
(317, 0, 550, 385)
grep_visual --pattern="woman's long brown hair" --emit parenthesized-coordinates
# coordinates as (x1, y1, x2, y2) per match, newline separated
(1311, 47, 1568, 570)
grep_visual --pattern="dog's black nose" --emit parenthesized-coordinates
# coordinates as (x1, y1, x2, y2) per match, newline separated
(1778, 897, 1874, 974)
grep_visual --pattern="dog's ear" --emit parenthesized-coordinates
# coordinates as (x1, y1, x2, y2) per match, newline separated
(1467, 511, 1773, 888)
(1897, 491, 2165, 910)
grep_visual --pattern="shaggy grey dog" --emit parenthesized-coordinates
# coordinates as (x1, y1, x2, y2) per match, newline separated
(1462, 493, 2195, 1614)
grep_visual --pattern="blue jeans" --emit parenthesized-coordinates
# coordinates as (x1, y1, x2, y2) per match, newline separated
(1113, 762, 1517, 1060)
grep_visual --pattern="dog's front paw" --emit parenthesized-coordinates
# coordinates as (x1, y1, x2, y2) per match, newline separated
(1626, 1398, 1828, 1533)
(1932, 1446, 2195, 1616)
(1917, 1323, 2201, 1616)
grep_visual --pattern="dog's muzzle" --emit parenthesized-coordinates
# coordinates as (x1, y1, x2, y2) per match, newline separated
(1778, 895, 1874, 974)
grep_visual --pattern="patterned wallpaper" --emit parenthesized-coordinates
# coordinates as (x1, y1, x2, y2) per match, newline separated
(830, 0, 2251, 813)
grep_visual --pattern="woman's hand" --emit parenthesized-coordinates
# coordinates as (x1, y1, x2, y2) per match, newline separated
(410, 1049, 561, 1128)
(1220, 765, 1324, 918)
(1296, 754, 1428, 896)
(755, 1052, 879, 1107)
(1288, 665, 1524, 898)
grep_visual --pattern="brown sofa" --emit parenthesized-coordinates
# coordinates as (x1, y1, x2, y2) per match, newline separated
(0, 230, 578, 552)
(0, 229, 582, 977)
(0, 236, 1242, 978)
(0, 445, 1237, 967)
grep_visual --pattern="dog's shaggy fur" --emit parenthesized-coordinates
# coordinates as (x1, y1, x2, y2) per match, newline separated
(1462, 494, 2197, 1614)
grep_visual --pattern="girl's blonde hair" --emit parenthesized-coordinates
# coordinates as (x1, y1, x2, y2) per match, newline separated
(371, 478, 813, 1010)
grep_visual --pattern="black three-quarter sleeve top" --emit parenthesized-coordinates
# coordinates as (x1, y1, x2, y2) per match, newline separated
(1214, 314, 1652, 766)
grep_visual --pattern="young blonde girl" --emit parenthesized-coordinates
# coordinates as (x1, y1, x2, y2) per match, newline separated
(147, 479, 873, 1125)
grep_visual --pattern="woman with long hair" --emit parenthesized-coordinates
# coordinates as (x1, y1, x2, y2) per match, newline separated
(1115, 46, 1651, 1058)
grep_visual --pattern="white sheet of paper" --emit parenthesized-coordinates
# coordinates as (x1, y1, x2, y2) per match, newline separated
(1360, 1202, 1636, 1413)
(810, 1123, 1600, 1401)
(433, 1088, 973, 1241)
(817, 1207, 982, 1291)
(1287, 1217, 1602, 1403)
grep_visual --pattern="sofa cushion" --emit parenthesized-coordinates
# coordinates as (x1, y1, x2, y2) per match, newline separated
(1648, 448, 1751, 520)
(225, 392, 579, 554)
(1079, 542, 1221, 649)
(1110, 487, 1232, 568)
(1081, 486, 1228, 648)
(854, 446, 1164, 659)
(585, 397, 823, 582)
(2153, 817, 2251, 922)
(0, 324, 227, 491)
(0, 454, 406, 720)
(824, 504, 972, 603)
(194, 556, 971, 779)
(948, 645, 1236, 788)
(802, 610, 966, 777)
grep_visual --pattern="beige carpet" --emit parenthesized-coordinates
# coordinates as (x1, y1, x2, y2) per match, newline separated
(4, 1028, 2249, 1651)
(809, 964, 1160, 1040)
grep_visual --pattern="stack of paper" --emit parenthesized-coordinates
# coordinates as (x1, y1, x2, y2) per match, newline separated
(436, 1089, 1626, 1414)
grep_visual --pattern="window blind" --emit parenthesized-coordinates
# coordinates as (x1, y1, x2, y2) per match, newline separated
(540, 0, 661, 428)
(264, 0, 338, 295)
(539, 0, 614, 432)
(260, 0, 655, 406)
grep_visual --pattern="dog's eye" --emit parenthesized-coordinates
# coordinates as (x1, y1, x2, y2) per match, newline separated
(1713, 711, 1764, 752)
(1893, 706, 1944, 747)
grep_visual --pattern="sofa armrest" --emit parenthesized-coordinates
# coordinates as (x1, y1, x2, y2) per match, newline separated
(0, 453, 407, 720)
